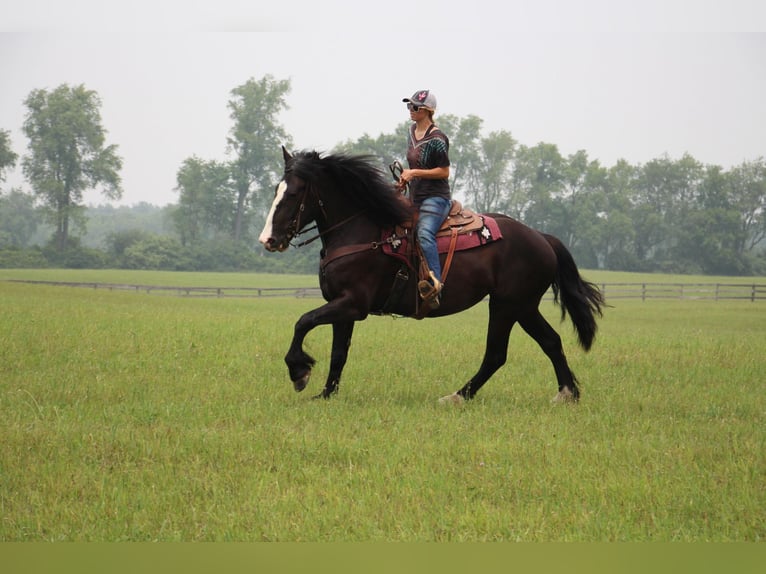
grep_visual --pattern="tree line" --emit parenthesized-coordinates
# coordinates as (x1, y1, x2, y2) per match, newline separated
(1, 77, 765, 275)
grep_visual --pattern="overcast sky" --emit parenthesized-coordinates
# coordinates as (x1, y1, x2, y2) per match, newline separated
(1, 1, 765, 206)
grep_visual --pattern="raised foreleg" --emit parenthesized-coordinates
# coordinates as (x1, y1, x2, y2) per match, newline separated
(284, 296, 365, 394)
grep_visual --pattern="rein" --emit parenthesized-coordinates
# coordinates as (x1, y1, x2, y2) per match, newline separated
(286, 182, 398, 268)
(293, 211, 365, 248)
(290, 183, 365, 248)
(319, 233, 403, 270)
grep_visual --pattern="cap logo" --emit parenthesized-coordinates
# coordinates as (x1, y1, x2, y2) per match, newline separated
(416, 91, 428, 102)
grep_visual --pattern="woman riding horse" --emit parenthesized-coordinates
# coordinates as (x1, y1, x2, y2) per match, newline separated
(259, 148, 604, 403)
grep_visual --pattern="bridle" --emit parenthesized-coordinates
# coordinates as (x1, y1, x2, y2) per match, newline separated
(288, 182, 365, 248)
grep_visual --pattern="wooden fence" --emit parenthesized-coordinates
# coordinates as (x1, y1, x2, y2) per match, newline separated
(7, 280, 323, 299)
(8, 279, 766, 302)
(595, 282, 766, 302)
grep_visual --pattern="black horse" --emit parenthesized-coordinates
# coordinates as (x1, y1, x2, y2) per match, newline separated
(259, 148, 604, 403)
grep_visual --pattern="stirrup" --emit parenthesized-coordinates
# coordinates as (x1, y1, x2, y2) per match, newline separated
(418, 271, 442, 303)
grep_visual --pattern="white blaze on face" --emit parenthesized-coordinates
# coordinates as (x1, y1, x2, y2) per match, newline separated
(259, 180, 287, 245)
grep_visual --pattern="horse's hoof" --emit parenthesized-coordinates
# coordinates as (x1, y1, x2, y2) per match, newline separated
(439, 392, 465, 405)
(293, 372, 310, 392)
(551, 388, 578, 404)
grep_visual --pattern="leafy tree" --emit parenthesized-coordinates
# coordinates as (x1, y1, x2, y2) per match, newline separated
(697, 164, 731, 212)
(0, 190, 40, 247)
(22, 84, 122, 251)
(173, 157, 208, 244)
(632, 156, 678, 266)
(122, 235, 189, 270)
(0, 246, 48, 269)
(598, 160, 639, 269)
(227, 76, 293, 240)
(334, 125, 409, 168)
(439, 114, 483, 201)
(510, 142, 565, 231)
(40, 235, 108, 269)
(173, 156, 235, 244)
(81, 203, 171, 250)
(0, 129, 18, 184)
(684, 208, 746, 274)
(727, 158, 766, 253)
(104, 228, 152, 264)
(559, 152, 609, 267)
(469, 130, 516, 214)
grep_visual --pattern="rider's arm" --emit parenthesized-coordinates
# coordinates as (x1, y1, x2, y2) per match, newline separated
(400, 166, 450, 182)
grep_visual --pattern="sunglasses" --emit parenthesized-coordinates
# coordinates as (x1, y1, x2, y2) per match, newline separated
(407, 103, 426, 112)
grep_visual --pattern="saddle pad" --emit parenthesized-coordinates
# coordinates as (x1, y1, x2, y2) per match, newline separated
(382, 215, 502, 266)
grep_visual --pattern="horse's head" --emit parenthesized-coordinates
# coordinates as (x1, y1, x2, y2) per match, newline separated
(259, 147, 414, 252)
(259, 147, 316, 252)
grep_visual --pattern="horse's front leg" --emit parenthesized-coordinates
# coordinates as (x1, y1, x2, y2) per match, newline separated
(284, 298, 363, 393)
(313, 321, 355, 399)
(285, 307, 322, 392)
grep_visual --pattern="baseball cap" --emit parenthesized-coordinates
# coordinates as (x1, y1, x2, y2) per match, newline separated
(402, 90, 437, 110)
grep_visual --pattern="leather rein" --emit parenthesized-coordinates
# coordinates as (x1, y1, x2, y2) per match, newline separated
(289, 183, 363, 248)
(288, 183, 401, 269)
(291, 160, 410, 248)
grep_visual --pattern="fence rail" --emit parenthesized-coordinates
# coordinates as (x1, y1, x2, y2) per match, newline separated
(7, 280, 323, 299)
(596, 282, 766, 302)
(8, 279, 766, 302)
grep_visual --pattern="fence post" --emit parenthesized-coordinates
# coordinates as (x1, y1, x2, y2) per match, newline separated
(642, 283, 646, 302)
(753, 284, 757, 303)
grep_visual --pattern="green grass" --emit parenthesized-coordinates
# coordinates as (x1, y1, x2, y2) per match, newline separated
(1, 272, 764, 541)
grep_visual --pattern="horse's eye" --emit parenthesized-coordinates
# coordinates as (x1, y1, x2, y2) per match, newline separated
(284, 185, 302, 198)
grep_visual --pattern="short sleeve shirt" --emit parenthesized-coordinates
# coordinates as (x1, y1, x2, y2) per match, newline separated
(406, 123, 451, 205)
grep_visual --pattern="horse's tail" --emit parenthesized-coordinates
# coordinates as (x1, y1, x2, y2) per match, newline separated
(543, 233, 604, 351)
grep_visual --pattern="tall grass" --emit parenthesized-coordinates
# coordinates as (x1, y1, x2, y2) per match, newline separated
(0, 274, 764, 541)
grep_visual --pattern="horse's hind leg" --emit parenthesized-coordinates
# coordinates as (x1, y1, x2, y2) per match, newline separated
(519, 309, 580, 402)
(446, 300, 516, 402)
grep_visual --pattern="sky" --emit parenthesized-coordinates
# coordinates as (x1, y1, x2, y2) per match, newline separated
(1, 1, 765, 206)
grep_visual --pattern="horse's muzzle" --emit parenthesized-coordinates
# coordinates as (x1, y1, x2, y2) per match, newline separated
(260, 237, 289, 252)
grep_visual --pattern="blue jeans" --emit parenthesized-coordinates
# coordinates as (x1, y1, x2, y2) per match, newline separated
(416, 196, 451, 283)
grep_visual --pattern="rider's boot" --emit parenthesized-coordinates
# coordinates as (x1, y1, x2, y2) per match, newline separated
(418, 270, 442, 309)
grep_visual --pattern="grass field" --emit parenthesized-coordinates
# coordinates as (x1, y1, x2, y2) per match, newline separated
(1, 269, 764, 541)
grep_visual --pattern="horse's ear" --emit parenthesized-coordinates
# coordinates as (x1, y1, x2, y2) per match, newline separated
(282, 146, 293, 163)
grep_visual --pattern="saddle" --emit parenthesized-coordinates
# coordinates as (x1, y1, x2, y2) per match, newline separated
(385, 200, 500, 274)
(395, 200, 485, 238)
(378, 202, 502, 318)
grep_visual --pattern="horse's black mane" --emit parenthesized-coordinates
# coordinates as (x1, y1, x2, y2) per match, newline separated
(287, 151, 413, 226)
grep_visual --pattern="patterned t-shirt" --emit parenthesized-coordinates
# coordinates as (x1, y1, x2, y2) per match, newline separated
(406, 123, 451, 205)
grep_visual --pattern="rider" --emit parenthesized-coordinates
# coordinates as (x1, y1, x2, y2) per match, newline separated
(398, 90, 452, 307)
